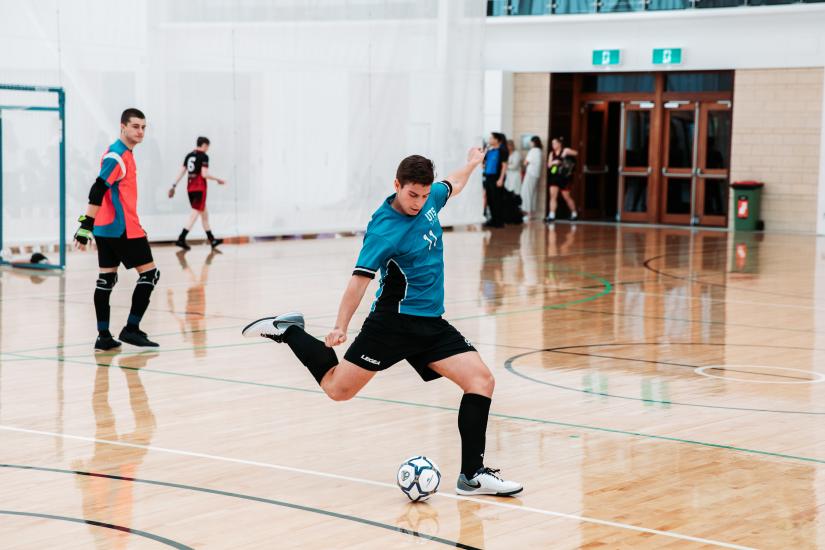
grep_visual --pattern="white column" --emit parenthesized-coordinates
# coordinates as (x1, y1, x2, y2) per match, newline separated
(483, 70, 514, 139)
(818, 66, 825, 235)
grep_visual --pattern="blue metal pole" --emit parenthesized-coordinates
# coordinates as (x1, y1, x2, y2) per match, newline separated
(0, 109, 4, 265)
(58, 89, 66, 269)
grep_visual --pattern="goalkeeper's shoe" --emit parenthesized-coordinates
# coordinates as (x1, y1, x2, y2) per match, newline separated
(94, 335, 122, 351)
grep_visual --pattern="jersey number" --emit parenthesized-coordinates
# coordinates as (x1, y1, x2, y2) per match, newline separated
(422, 230, 438, 250)
(187, 157, 196, 173)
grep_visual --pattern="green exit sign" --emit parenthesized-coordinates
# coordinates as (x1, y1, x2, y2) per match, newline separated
(653, 48, 683, 65)
(592, 49, 621, 66)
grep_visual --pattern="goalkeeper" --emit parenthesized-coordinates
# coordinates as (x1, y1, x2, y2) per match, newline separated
(74, 108, 160, 351)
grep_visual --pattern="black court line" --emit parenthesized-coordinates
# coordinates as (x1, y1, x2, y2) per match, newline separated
(0, 464, 479, 549)
(643, 254, 813, 300)
(0, 509, 192, 549)
(562, 306, 825, 336)
(504, 342, 825, 415)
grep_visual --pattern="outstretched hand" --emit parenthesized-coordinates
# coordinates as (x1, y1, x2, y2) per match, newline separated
(467, 146, 486, 166)
(168, 187, 176, 198)
(325, 328, 347, 347)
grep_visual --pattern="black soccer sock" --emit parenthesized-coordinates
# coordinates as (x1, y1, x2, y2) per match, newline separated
(282, 325, 338, 384)
(458, 393, 492, 477)
(206, 230, 215, 241)
(94, 272, 118, 337)
(126, 269, 160, 330)
(178, 228, 189, 241)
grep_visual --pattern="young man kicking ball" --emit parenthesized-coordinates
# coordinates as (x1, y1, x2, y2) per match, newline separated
(242, 147, 522, 496)
(169, 136, 226, 249)
(74, 108, 160, 350)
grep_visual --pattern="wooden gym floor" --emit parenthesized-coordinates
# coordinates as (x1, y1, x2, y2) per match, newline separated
(0, 221, 824, 549)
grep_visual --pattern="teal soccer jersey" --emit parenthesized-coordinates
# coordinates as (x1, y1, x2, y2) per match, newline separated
(353, 180, 452, 317)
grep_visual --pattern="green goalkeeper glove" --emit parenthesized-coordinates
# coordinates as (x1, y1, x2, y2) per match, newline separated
(74, 215, 95, 245)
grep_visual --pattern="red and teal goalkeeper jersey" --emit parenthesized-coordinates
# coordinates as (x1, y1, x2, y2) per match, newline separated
(93, 139, 145, 239)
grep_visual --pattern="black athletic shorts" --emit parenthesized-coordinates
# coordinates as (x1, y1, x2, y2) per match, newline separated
(548, 173, 572, 190)
(96, 234, 154, 269)
(188, 190, 206, 211)
(344, 311, 477, 382)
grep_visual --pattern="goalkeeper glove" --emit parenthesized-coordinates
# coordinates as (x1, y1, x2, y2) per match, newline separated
(74, 215, 95, 245)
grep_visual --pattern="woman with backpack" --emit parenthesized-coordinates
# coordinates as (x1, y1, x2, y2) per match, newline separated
(546, 137, 578, 222)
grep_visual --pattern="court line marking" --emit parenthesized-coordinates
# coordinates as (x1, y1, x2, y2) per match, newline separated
(0, 464, 476, 549)
(504, 343, 825, 415)
(643, 254, 812, 300)
(0, 509, 192, 549)
(564, 305, 825, 336)
(0, 425, 755, 550)
(5, 349, 825, 464)
(695, 365, 825, 385)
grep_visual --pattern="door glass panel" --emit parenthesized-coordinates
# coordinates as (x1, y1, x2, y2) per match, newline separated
(667, 111, 694, 168)
(600, 0, 646, 12)
(648, 0, 690, 9)
(665, 73, 733, 92)
(586, 108, 605, 165)
(625, 110, 650, 167)
(705, 110, 731, 169)
(703, 179, 728, 216)
(623, 176, 647, 213)
(554, 0, 596, 14)
(585, 175, 601, 209)
(581, 75, 655, 93)
(666, 178, 692, 214)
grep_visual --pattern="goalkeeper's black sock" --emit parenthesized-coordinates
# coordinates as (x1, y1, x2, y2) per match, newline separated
(94, 272, 118, 337)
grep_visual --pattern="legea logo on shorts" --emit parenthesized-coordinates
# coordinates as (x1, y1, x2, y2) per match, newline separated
(361, 355, 381, 366)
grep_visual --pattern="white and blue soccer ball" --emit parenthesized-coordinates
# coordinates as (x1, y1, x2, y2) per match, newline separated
(397, 455, 441, 502)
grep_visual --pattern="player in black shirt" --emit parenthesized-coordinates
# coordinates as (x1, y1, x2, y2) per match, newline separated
(169, 136, 226, 249)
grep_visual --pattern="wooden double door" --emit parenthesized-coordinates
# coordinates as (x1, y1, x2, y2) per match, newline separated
(577, 98, 732, 226)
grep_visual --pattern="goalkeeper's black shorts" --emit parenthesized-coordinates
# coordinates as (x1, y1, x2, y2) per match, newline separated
(96, 234, 153, 269)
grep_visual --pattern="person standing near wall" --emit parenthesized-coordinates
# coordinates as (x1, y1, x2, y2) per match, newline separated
(505, 139, 522, 194)
(521, 136, 543, 220)
(483, 132, 509, 228)
(546, 137, 578, 222)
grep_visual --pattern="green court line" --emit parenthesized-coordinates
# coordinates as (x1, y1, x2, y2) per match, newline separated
(3, 349, 824, 467)
(450, 268, 613, 321)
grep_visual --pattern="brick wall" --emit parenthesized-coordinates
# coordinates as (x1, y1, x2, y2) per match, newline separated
(513, 73, 550, 214)
(730, 68, 823, 233)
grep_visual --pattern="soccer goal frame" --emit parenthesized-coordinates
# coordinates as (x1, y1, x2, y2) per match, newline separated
(0, 83, 66, 270)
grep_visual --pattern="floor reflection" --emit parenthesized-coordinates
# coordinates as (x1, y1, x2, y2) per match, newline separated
(72, 351, 157, 550)
(167, 249, 218, 358)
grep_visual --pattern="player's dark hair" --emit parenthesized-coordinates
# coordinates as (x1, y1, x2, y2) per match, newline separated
(531, 136, 543, 149)
(120, 108, 145, 124)
(197, 136, 210, 147)
(396, 155, 434, 187)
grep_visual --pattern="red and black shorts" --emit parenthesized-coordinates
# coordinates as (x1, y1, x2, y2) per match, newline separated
(188, 189, 207, 211)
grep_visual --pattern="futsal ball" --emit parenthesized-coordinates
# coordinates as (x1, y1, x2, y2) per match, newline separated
(397, 455, 441, 502)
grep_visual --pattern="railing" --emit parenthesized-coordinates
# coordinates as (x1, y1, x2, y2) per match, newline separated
(488, 0, 823, 15)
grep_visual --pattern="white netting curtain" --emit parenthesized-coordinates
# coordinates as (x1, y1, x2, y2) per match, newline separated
(0, 0, 485, 244)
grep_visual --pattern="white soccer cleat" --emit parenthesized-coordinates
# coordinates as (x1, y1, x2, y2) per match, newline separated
(241, 312, 305, 342)
(455, 467, 523, 496)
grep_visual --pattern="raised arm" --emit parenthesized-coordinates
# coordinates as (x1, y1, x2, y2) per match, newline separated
(444, 146, 486, 198)
(325, 275, 372, 347)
